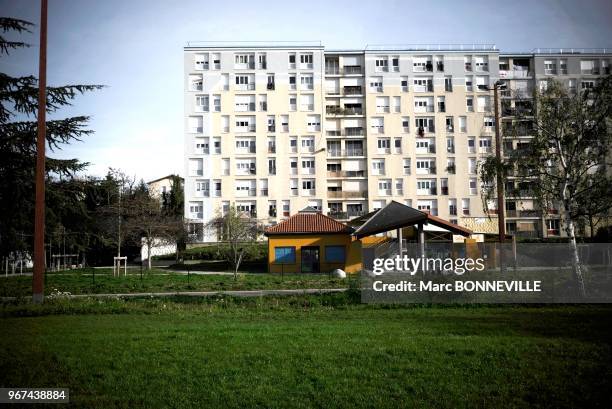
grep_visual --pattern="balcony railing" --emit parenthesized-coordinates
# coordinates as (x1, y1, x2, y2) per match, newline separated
(328, 211, 348, 220)
(327, 170, 366, 178)
(327, 191, 365, 198)
(343, 86, 362, 95)
(327, 149, 365, 157)
(345, 127, 364, 136)
(344, 65, 362, 74)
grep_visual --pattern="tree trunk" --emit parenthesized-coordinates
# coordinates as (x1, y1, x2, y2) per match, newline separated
(147, 240, 152, 270)
(565, 211, 586, 297)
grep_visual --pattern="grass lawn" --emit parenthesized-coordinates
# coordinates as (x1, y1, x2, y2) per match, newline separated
(0, 269, 350, 297)
(1, 295, 611, 408)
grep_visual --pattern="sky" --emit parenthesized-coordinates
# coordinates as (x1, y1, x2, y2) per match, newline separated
(1, 0, 612, 182)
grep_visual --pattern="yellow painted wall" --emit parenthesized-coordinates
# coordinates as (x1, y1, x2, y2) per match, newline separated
(267, 234, 362, 274)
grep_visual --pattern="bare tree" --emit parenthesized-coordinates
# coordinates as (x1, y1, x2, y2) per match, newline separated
(480, 76, 612, 296)
(205, 205, 263, 279)
(124, 185, 185, 270)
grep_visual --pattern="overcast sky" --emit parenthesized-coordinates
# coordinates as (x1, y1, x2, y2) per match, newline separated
(1, 0, 612, 181)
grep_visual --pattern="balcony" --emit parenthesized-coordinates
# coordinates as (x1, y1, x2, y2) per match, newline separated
(416, 126, 435, 136)
(499, 69, 532, 79)
(414, 83, 434, 93)
(327, 170, 366, 178)
(327, 191, 365, 198)
(345, 127, 364, 136)
(344, 65, 362, 75)
(328, 211, 348, 220)
(343, 86, 362, 96)
(327, 149, 365, 157)
(236, 83, 255, 91)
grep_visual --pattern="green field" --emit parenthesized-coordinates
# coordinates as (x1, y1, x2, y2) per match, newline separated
(0, 269, 349, 297)
(1, 295, 611, 408)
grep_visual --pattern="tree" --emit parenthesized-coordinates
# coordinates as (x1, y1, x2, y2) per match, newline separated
(205, 205, 263, 279)
(480, 76, 612, 296)
(0, 17, 103, 261)
(161, 175, 187, 262)
(124, 182, 185, 270)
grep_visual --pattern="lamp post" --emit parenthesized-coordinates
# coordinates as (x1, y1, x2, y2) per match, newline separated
(33, 0, 48, 303)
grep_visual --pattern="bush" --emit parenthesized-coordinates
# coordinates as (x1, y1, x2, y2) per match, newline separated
(156, 243, 268, 262)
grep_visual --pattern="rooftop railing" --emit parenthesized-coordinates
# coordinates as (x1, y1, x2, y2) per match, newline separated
(365, 44, 497, 51)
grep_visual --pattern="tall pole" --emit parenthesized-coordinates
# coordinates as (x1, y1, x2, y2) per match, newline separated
(493, 82, 506, 271)
(33, 0, 48, 303)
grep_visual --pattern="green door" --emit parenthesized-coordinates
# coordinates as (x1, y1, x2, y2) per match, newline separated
(301, 247, 320, 273)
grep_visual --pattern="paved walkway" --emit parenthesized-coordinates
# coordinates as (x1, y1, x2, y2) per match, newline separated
(1, 288, 348, 301)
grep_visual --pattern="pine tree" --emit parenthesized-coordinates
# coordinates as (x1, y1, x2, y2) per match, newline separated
(0, 17, 103, 259)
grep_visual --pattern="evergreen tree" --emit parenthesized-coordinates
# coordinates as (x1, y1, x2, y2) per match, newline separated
(0, 17, 103, 260)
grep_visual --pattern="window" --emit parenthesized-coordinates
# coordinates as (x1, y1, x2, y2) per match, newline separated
(370, 117, 384, 134)
(300, 53, 313, 69)
(325, 246, 346, 263)
(466, 97, 473, 112)
(378, 179, 392, 195)
(306, 115, 321, 131)
(559, 59, 567, 75)
(300, 74, 314, 90)
(289, 74, 296, 90)
(401, 76, 409, 92)
(376, 96, 390, 113)
(465, 76, 473, 92)
(394, 138, 402, 154)
(268, 158, 276, 175)
(301, 157, 315, 174)
(445, 76, 453, 92)
(544, 60, 557, 75)
(274, 247, 296, 263)
(474, 56, 489, 72)
(403, 158, 411, 175)
(377, 138, 391, 153)
(580, 60, 596, 75)
(288, 53, 296, 68)
(469, 178, 477, 195)
(462, 198, 470, 215)
(484, 117, 494, 128)
(372, 159, 385, 175)
(391, 56, 399, 71)
(301, 136, 315, 152)
(369, 77, 383, 92)
(196, 95, 209, 112)
(375, 57, 389, 72)
(581, 80, 595, 90)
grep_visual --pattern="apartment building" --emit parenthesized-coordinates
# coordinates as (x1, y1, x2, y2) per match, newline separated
(184, 43, 609, 242)
(499, 49, 611, 238)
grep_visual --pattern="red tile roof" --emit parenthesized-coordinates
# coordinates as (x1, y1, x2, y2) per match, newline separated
(265, 212, 353, 235)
